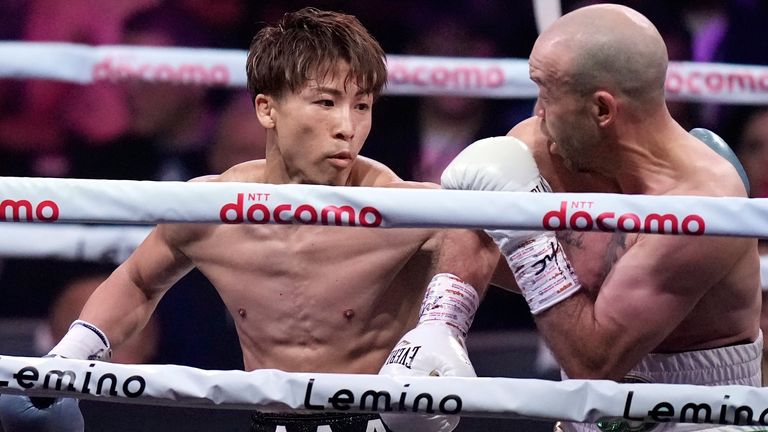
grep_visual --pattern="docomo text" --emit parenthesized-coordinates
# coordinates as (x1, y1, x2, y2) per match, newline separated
(666, 67, 768, 97)
(0, 199, 59, 222)
(220, 193, 383, 226)
(543, 201, 706, 235)
(92, 57, 230, 85)
(387, 60, 505, 90)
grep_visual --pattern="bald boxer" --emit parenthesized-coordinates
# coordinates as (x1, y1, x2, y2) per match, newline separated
(0, 8, 499, 432)
(444, 4, 761, 431)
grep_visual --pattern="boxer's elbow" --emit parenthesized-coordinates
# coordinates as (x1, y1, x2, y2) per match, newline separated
(557, 342, 636, 381)
(561, 359, 626, 381)
(545, 322, 635, 380)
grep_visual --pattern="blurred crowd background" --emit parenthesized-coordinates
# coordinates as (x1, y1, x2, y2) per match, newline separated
(0, 0, 767, 371)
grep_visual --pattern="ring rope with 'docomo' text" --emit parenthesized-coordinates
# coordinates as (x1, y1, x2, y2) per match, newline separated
(0, 177, 767, 237)
(1, 42, 768, 104)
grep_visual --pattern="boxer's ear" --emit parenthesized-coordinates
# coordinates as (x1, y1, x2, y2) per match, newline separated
(592, 90, 616, 128)
(255, 94, 275, 129)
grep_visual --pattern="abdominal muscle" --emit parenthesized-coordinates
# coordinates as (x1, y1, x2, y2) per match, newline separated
(180, 224, 434, 373)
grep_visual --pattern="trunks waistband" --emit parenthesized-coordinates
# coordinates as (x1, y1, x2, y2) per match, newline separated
(250, 411, 389, 432)
(626, 331, 763, 386)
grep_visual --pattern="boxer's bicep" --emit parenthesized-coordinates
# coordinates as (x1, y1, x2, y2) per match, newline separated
(592, 243, 694, 370)
(595, 235, 740, 366)
(79, 225, 194, 347)
(539, 238, 697, 379)
(125, 224, 195, 297)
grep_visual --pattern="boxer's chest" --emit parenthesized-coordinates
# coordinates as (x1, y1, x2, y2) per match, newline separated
(187, 224, 431, 287)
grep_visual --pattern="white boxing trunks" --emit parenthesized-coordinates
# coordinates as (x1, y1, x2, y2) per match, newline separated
(557, 332, 764, 432)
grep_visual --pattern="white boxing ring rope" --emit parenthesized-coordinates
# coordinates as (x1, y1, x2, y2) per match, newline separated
(0, 176, 767, 236)
(2, 42, 768, 104)
(2, 176, 768, 282)
(4, 225, 768, 291)
(1, 355, 768, 426)
(0, 224, 151, 264)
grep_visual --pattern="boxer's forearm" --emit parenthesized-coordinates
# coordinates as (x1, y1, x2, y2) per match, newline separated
(533, 282, 668, 381)
(77, 265, 164, 350)
(75, 226, 193, 351)
(49, 265, 159, 360)
(434, 229, 498, 298)
(533, 293, 630, 380)
(387, 181, 497, 295)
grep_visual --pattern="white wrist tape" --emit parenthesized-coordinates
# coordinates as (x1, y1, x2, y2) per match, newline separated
(509, 233, 581, 314)
(418, 273, 480, 338)
(49, 320, 112, 361)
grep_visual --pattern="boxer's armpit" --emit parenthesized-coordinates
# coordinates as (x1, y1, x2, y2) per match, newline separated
(601, 232, 629, 276)
(557, 231, 585, 249)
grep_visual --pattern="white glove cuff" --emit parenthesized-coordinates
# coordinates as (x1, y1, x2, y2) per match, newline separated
(49, 320, 112, 361)
(509, 233, 581, 314)
(418, 273, 480, 338)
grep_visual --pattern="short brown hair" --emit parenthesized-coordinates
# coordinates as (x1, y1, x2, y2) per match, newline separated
(246, 7, 387, 102)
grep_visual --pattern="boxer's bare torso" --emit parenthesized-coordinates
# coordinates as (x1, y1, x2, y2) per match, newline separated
(78, 62, 502, 376)
(156, 158, 439, 373)
(509, 116, 760, 353)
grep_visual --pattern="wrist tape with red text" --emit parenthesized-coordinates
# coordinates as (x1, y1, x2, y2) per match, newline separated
(49, 319, 112, 361)
(418, 273, 480, 338)
(509, 233, 581, 314)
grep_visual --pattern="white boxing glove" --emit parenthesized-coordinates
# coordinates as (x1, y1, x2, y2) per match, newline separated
(442, 136, 581, 315)
(0, 394, 84, 432)
(379, 273, 479, 432)
(0, 320, 110, 432)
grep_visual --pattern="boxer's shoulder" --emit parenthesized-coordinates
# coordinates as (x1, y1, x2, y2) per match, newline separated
(663, 136, 746, 198)
(507, 117, 572, 192)
(215, 160, 266, 183)
(506, 116, 543, 153)
(348, 155, 404, 187)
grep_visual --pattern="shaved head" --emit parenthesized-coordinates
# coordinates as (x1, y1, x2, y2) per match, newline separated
(533, 4, 668, 104)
